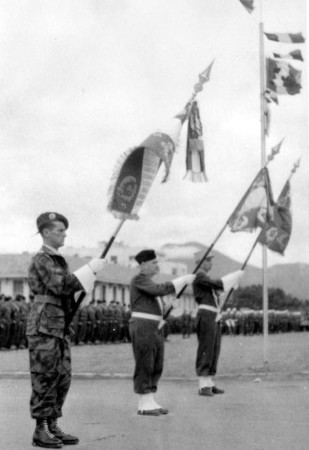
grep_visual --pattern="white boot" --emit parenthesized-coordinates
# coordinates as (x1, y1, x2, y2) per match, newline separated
(137, 394, 160, 416)
(198, 377, 215, 397)
(198, 376, 214, 389)
(151, 393, 169, 415)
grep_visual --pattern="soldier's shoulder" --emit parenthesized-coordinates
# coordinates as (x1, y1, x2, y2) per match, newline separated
(30, 250, 53, 265)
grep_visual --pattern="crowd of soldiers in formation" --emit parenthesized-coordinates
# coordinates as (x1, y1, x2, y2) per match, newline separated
(176, 308, 304, 338)
(0, 293, 305, 350)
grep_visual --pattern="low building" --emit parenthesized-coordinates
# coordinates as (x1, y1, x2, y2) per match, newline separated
(63, 242, 188, 276)
(0, 253, 195, 316)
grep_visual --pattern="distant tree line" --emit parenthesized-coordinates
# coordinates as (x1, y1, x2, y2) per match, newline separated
(228, 285, 309, 313)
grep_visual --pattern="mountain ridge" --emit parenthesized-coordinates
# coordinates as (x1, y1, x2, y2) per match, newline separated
(161, 242, 309, 301)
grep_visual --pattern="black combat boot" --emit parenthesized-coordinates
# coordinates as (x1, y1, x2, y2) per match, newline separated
(48, 419, 79, 445)
(32, 418, 63, 448)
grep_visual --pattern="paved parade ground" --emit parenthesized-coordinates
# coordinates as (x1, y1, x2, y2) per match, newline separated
(1, 375, 308, 450)
(1, 332, 309, 450)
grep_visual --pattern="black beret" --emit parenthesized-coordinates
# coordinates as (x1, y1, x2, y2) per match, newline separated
(36, 212, 69, 232)
(135, 249, 156, 264)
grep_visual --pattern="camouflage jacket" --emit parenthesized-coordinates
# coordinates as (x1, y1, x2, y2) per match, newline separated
(26, 245, 83, 339)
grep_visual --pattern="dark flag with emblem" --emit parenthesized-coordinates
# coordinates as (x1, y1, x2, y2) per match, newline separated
(258, 180, 292, 254)
(107, 112, 187, 220)
(228, 168, 274, 233)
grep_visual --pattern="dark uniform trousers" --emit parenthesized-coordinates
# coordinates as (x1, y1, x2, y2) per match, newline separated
(129, 318, 164, 394)
(28, 334, 71, 419)
(195, 310, 221, 377)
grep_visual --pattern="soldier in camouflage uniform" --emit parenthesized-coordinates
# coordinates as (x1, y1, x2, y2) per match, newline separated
(26, 212, 106, 448)
(16, 295, 30, 348)
(0, 294, 11, 349)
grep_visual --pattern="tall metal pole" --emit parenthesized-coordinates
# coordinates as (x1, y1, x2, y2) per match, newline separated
(259, 19, 269, 372)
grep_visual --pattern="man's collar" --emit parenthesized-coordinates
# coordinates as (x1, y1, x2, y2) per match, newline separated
(40, 244, 62, 256)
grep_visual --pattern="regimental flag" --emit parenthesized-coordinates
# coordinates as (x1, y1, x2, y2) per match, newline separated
(238, 0, 254, 13)
(265, 32, 305, 43)
(193, 60, 215, 94)
(228, 168, 274, 233)
(107, 113, 185, 220)
(273, 50, 304, 62)
(258, 180, 292, 254)
(184, 100, 207, 182)
(266, 58, 302, 95)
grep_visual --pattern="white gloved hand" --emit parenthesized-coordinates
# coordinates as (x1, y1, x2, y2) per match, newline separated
(183, 274, 196, 285)
(74, 265, 96, 293)
(221, 270, 244, 292)
(88, 258, 106, 275)
(74, 259, 106, 293)
(171, 274, 196, 295)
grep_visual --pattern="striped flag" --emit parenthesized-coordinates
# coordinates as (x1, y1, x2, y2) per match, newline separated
(238, 0, 254, 13)
(273, 50, 303, 62)
(265, 32, 305, 43)
(184, 101, 207, 182)
(266, 58, 302, 95)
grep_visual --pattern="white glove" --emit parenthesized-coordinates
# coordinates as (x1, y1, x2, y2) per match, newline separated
(172, 274, 196, 295)
(221, 270, 244, 292)
(73, 259, 106, 293)
(88, 258, 106, 275)
(74, 265, 96, 293)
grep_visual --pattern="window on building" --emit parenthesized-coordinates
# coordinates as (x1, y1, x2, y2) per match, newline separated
(102, 285, 106, 300)
(121, 287, 125, 304)
(111, 256, 118, 264)
(172, 267, 177, 276)
(13, 280, 24, 296)
(112, 286, 117, 301)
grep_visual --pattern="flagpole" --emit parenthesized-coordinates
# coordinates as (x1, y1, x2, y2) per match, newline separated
(259, 7, 269, 371)
(65, 219, 126, 330)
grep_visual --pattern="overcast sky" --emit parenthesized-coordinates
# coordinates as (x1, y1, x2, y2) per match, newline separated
(0, 0, 307, 267)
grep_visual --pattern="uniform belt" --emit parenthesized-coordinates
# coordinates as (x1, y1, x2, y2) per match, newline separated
(34, 295, 62, 307)
(131, 312, 162, 321)
(198, 305, 219, 313)
(198, 304, 222, 322)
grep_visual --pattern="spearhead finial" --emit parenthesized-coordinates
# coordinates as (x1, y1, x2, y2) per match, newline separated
(267, 138, 284, 163)
(291, 158, 301, 174)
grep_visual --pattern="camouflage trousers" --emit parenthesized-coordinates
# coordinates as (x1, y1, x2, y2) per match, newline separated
(27, 334, 71, 419)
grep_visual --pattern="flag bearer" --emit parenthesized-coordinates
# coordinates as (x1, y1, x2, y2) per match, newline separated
(129, 249, 195, 416)
(193, 250, 243, 396)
